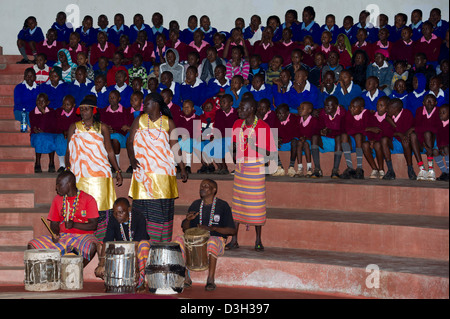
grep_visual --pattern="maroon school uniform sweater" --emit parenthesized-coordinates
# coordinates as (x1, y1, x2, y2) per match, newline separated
(214, 107, 239, 137)
(413, 36, 443, 62)
(55, 108, 79, 134)
(391, 108, 414, 142)
(436, 120, 449, 148)
(345, 109, 371, 136)
(168, 102, 182, 127)
(365, 112, 395, 141)
(261, 110, 280, 130)
(99, 104, 129, 135)
(29, 107, 57, 135)
(298, 115, 320, 139)
(414, 106, 441, 143)
(176, 111, 198, 137)
(390, 40, 415, 66)
(278, 113, 299, 143)
(251, 41, 277, 64)
(318, 106, 346, 138)
(275, 41, 301, 67)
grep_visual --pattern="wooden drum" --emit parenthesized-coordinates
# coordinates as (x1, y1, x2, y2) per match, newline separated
(60, 254, 83, 290)
(24, 249, 60, 291)
(184, 228, 210, 271)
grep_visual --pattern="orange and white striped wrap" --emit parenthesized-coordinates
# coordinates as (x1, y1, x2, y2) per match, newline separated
(128, 115, 178, 200)
(69, 121, 116, 211)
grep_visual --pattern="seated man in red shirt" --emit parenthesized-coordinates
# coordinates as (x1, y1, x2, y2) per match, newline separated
(27, 171, 99, 267)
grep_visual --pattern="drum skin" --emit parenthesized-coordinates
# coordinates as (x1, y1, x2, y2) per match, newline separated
(184, 228, 210, 271)
(60, 255, 83, 290)
(104, 241, 137, 293)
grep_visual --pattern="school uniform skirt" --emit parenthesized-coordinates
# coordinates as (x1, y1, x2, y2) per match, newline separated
(232, 161, 266, 226)
(30, 133, 59, 154)
(131, 199, 175, 243)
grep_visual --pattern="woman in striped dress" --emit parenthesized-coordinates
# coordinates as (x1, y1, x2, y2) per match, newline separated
(127, 93, 188, 242)
(227, 97, 276, 251)
(65, 96, 123, 242)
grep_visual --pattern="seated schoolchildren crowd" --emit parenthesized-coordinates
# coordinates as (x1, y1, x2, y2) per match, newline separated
(14, 7, 449, 181)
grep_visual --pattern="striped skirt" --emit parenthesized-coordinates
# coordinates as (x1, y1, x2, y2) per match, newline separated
(94, 210, 112, 242)
(131, 199, 175, 242)
(232, 161, 266, 226)
(28, 233, 98, 261)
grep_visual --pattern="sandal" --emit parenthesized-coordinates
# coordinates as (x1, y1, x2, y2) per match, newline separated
(255, 243, 264, 252)
(225, 242, 239, 250)
(205, 282, 216, 291)
(34, 164, 42, 173)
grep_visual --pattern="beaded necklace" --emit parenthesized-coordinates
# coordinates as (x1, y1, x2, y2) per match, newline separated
(62, 190, 81, 222)
(239, 116, 258, 151)
(119, 212, 132, 241)
(199, 197, 217, 227)
(81, 120, 92, 131)
(147, 112, 163, 141)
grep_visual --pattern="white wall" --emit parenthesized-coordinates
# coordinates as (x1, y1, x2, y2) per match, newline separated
(1, 0, 448, 55)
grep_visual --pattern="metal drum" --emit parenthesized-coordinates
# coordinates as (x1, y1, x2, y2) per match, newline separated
(145, 242, 185, 295)
(24, 249, 60, 291)
(184, 228, 210, 271)
(60, 254, 83, 290)
(104, 241, 137, 293)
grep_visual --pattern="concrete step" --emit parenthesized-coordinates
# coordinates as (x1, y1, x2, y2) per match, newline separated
(0, 146, 34, 160)
(0, 247, 26, 267)
(0, 106, 14, 120)
(0, 267, 23, 284)
(0, 120, 20, 132)
(0, 96, 14, 105)
(0, 55, 33, 65)
(0, 74, 23, 85)
(0, 85, 15, 96)
(0, 226, 33, 246)
(186, 246, 449, 299)
(0, 64, 31, 75)
(0, 159, 35, 175)
(0, 132, 30, 146)
(0, 174, 448, 216)
(0, 190, 34, 209)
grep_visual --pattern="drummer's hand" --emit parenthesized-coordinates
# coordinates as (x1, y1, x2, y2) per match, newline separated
(94, 265, 105, 279)
(51, 234, 60, 244)
(186, 211, 199, 221)
(65, 220, 74, 230)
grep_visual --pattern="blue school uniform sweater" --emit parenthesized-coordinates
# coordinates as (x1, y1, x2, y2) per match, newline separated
(180, 79, 208, 107)
(247, 84, 273, 102)
(75, 27, 98, 47)
(17, 27, 44, 43)
(128, 24, 152, 45)
(51, 22, 74, 43)
(318, 85, 338, 109)
(224, 86, 249, 108)
(334, 82, 363, 110)
(39, 81, 69, 110)
(319, 25, 340, 43)
(338, 26, 358, 44)
(107, 84, 133, 108)
(68, 79, 95, 107)
(272, 82, 293, 109)
(90, 86, 110, 109)
(158, 82, 182, 107)
(298, 21, 321, 44)
(287, 81, 320, 112)
(107, 25, 130, 47)
(149, 26, 169, 44)
(206, 78, 230, 99)
(180, 28, 197, 45)
(361, 89, 386, 111)
(14, 81, 40, 112)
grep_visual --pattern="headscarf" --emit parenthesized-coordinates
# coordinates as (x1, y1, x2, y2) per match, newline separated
(52, 48, 78, 83)
(335, 33, 352, 58)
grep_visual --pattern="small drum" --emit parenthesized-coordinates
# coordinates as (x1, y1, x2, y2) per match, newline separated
(24, 249, 60, 291)
(60, 254, 83, 290)
(104, 241, 137, 293)
(145, 242, 185, 295)
(184, 228, 210, 271)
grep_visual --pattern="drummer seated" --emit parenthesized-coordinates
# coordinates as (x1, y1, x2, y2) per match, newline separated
(174, 179, 236, 291)
(27, 171, 99, 267)
(94, 197, 151, 290)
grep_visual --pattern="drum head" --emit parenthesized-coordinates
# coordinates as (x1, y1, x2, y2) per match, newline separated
(185, 228, 210, 237)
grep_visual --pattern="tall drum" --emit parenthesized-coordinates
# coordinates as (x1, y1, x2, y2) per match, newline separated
(184, 228, 210, 271)
(145, 242, 185, 294)
(24, 249, 60, 291)
(60, 254, 83, 290)
(104, 241, 137, 293)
